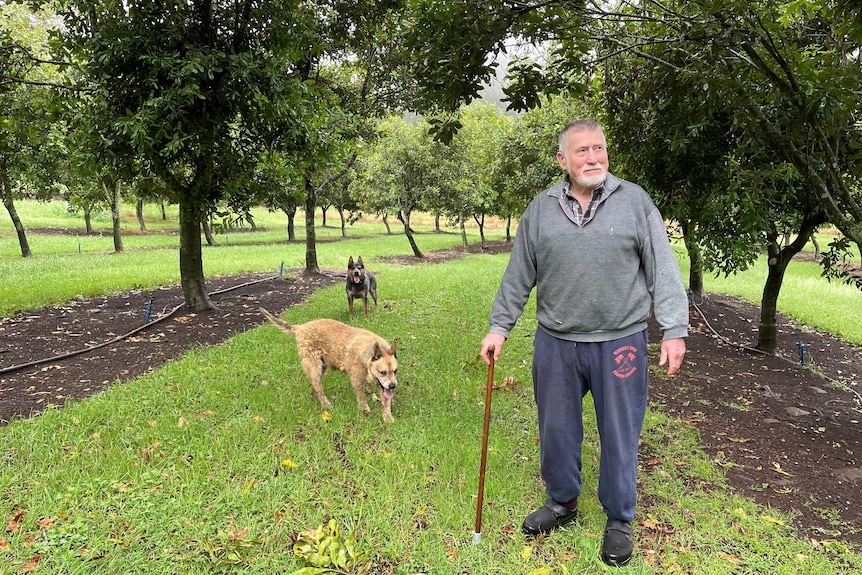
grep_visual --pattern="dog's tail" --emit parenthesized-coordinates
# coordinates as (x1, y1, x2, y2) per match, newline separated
(260, 307, 295, 336)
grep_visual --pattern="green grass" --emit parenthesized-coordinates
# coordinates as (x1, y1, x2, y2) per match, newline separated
(0, 203, 860, 572)
(0, 199, 481, 316)
(671, 241, 862, 347)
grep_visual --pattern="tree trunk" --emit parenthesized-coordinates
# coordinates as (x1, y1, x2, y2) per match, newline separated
(179, 199, 215, 311)
(382, 213, 392, 234)
(810, 235, 820, 261)
(758, 215, 824, 353)
(398, 209, 424, 258)
(338, 207, 347, 237)
(202, 218, 217, 246)
(102, 176, 124, 254)
(687, 242, 705, 299)
(161, 202, 167, 220)
(0, 158, 32, 258)
(473, 213, 486, 250)
(459, 213, 468, 247)
(506, 215, 513, 244)
(84, 208, 93, 234)
(282, 205, 297, 241)
(682, 220, 704, 299)
(434, 213, 441, 232)
(136, 199, 146, 231)
(304, 178, 320, 273)
(320, 204, 328, 227)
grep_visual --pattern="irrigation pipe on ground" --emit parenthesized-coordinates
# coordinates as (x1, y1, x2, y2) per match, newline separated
(0, 273, 280, 377)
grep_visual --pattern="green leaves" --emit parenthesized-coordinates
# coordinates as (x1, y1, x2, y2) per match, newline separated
(291, 519, 372, 575)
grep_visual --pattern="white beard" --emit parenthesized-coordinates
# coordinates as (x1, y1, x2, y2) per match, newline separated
(571, 169, 607, 190)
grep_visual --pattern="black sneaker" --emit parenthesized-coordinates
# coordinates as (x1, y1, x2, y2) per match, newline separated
(521, 498, 578, 537)
(600, 518, 633, 567)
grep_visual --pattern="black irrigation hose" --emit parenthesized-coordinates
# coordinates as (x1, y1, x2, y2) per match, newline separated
(690, 292, 862, 409)
(689, 293, 770, 357)
(0, 273, 280, 377)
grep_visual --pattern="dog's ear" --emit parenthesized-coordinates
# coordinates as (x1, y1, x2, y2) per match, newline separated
(389, 339, 397, 357)
(348, 256, 354, 266)
(357, 256, 364, 266)
(371, 342, 383, 361)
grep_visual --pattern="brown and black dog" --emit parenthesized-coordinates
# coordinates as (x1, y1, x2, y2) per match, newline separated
(260, 308, 398, 422)
(346, 256, 378, 317)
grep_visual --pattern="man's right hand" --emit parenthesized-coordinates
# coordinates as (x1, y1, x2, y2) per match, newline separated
(480, 333, 506, 365)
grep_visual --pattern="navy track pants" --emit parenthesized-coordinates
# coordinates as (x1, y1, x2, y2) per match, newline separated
(532, 327, 648, 522)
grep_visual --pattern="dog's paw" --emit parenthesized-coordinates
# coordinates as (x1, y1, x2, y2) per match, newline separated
(383, 413, 394, 423)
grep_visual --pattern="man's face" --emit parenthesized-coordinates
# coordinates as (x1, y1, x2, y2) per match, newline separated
(556, 128, 609, 193)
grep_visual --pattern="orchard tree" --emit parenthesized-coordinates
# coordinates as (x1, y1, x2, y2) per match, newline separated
(324, 169, 361, 238)
(253, 151, 305, 242)
(57, 0, 316, 310)
(239, 5, 413, 274)
(0, 1, 69, 257)
(352, 116, 439, 258)
(447, 102, 510, 249)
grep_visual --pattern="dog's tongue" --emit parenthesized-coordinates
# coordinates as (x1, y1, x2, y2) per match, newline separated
(352, 276, 361, 284)
(384, 389, 394, 399)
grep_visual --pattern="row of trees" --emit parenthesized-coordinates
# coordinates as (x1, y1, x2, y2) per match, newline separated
(2, 1, 860, 354)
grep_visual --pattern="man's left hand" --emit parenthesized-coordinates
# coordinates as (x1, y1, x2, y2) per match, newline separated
(658, 338, 686, 376)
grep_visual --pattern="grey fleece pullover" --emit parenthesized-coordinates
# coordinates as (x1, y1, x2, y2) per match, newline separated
(489, 174, 689, 342)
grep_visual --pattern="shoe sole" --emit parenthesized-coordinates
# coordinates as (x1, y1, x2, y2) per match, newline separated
(521, 515, 577, 538)
(600, 550, 632, 567)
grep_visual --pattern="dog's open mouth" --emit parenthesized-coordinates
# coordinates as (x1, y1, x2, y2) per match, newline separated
(379, 383, 395, 399)
(352, 275, 362, 284)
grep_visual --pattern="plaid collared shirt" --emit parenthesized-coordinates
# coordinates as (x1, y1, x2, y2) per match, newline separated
(559, 177, 608, 227)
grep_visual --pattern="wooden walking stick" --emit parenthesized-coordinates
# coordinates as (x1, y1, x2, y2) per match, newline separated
(473, 346, 495, 544)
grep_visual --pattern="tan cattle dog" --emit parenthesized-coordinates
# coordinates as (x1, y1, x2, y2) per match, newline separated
(260, 308, 398, 422)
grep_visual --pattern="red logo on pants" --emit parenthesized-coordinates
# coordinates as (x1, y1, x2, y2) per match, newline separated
(612, 345, 638, 378)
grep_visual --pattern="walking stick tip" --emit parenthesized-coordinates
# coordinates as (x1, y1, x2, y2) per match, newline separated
(472, 532, 482, 544)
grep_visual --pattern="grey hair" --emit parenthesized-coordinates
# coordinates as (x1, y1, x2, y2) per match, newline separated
(558, 119, 604, 152)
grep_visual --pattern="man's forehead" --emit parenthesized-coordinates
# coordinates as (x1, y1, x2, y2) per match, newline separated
(565, 129, 605, 143)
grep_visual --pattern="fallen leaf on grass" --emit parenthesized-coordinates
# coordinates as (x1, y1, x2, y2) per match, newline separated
(20, 554, 41, 573)
(241, 480, 258, 495)
(760, 515, 785, 526)
(229, 527, 249, 540)
(720, 551, 741, 564)
(35, 517, 55, 530)
(6, 509, 25, 532)
(495, 376, 520, 393)
(642, 516, 674, 534)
